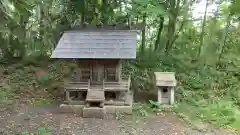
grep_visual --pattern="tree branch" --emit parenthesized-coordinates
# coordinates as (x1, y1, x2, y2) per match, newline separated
(169, 20, 185, 48)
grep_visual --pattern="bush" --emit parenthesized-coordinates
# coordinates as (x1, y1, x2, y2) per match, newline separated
(37, 74, 53, 84)
(123, 50, 160, 91)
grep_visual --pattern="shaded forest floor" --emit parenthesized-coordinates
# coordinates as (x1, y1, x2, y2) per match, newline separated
(0, 61, 239, 134)
(0, 102, 237, 135)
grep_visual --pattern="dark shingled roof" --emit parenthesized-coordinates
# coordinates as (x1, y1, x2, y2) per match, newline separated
(51, 30, 137, 59)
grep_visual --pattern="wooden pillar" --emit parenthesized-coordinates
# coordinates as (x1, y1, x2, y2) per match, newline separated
(157, 87, 162, 104)
(170, 87, 174, 105)
(77, 60, 81, 81)
(96, 60, 104, 82)
(117, 60, 122, 81)
(97, 63, 101, 82)
(91, 63, 98, 82)
(104, 64, 107, 80)
(99, 64, 104, 82)
(116, 62, 119, 81)
(90, 64, 92, 82)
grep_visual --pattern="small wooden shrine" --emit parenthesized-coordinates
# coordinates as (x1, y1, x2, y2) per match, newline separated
(51, 25, 137, 118)
(154, 72, 177, 105)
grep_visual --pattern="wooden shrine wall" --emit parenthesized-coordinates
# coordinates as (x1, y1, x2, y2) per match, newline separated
(77, 59, 121, 82)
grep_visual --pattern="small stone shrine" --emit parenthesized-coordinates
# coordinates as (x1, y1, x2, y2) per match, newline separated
(154, 72, 177, 105)
(51, 24, 137, 118)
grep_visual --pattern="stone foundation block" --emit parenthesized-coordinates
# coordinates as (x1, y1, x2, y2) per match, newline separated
(82, 107, 105, 119)
(125, 92, 133, 106)
(59, 104, 84, 115)
(105, 106, 132, 114)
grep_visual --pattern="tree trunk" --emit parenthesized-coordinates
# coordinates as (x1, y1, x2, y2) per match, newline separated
(164, 0, 180, 54)
(154, 16, 164, 51)
(140, 14, 146, 53)
(81, 0, 86, 24)
(37, 4, 46, 56)
(198, 1, 208, 57)
(102, 0, 108, 24)
(0, 35, 13, 59)
(18, 16, 27, 58)
(217, 15, 232, 62)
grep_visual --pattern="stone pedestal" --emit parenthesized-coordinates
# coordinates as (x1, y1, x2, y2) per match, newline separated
(105, 106, 132, 114)
(61, 78, 133, 118)
(82, 107, 105, 119)
(170, 87, 174, 105)
(157, 87, 175, 104)
(59, 104, 84, 115)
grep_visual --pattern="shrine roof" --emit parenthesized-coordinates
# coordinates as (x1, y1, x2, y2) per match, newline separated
(51, 26, 137, 59)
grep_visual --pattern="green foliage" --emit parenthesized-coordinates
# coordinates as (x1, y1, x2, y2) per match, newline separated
(17, 127, 52, 135)
(17, 131, 30, 135)
(37, 73, 53, 84)
(21, 53, 49, 66)
(115, 111, 122, 120)
(32, 98, 52, 106)
(36, 127, 51, 135)
(132, 103, 151, 118)
(0, 86, 13, 107)
(123, 50, 160, 91)
(130, 0, 166, 17)
(37, 61, 63, 85)
(149, 100, 160, 108)
(229, 0, 240, 16)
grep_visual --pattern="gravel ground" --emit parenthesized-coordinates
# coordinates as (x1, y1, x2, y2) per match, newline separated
(0, 103, 237, 135)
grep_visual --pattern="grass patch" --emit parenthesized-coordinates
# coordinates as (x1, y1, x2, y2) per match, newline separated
(32, 98, 53, 107)
(131, 102, 176, 120)
(16, 127, 52, 135)
(0, 86, 14, 107)
(176, 101, 240, 131)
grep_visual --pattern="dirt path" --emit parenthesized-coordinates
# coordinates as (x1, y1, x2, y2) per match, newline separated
(0, 103, 237, 135)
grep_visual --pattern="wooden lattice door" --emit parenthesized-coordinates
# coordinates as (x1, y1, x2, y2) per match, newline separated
(91, 63, 104, 84)
(80, 64, 90, 81)
(104, 64, 117, 81)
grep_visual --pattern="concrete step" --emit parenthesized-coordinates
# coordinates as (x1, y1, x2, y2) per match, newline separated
(82, 107, 105, 119)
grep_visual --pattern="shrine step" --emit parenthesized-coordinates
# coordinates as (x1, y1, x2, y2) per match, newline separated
(86, 90, 105, 102)
(82, 107, 105, 119)
(65, 82, 89, 91)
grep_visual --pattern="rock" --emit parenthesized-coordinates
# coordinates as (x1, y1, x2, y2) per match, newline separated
(0, 108, 6, 112)
(100, 102, 104, 108)
(0, 128, 4, 133)
(24, 115, 30, 121)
